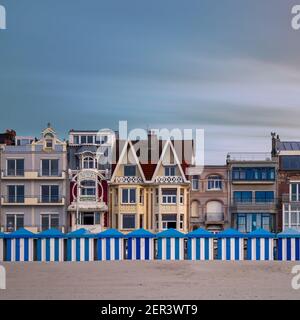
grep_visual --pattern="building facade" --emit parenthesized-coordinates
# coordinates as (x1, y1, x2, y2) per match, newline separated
(67, 129, 115, 232)
(0, 125, 68, 232)
(227, 152, 278, 233)
(188, 165, 229, 232)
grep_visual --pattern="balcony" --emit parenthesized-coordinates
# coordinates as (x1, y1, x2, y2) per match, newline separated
(231, 199, 277, 212)
(227, 152, 273, 162)
(1, 195, 65, 206)
(154, 176, 184, 184)
(1, 170, 66, 180)
(2, 225, 66, 233)
(282, 193, 300, 204)
(115, 176, 143, 183)
(205, 212, 225, 225)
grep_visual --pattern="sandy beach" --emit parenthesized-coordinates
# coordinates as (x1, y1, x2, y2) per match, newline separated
(0, 261, 300, 300)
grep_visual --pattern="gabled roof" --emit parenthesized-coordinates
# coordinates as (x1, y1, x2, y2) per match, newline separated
(127, 228, 155, 238)
(38, 228, 65, 238)
(187, 228, 214, 238)
(66, 228, 94, 238)
(216, 228, 245, 238)
(5, 228, 36, 238)
(97, 228, 124, 238)
(156, 228, 186, 238)
(247, 228, 275, 238)
(111, 139, 146, 182)
(151, 140, 188, 183)
(277, 228, 300, 238)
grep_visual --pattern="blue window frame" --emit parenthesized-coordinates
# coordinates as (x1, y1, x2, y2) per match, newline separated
(281, 156, 300, 170)
(233, 191, 252, 203)
(255, 191, 274, 203)
(232, 167, 275, 181)
(235, 213, 273, 233)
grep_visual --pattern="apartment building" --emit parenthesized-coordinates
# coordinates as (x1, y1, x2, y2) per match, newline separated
(0, 125, 68, 232)
(227, 152, 278, 233)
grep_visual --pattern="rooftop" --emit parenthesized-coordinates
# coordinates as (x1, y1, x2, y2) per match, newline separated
(227, 152, 273, 162)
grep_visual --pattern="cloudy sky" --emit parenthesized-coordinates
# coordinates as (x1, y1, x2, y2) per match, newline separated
(0, 0, 300, 163)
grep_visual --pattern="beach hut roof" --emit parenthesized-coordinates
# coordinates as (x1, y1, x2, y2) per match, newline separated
(277, 228, 300, 238)
(217, 228, 245, 238)
(5, 228, 35, 238)
(187, 228, 214, 238)
(127, 228, 155, 238)
(156, 228, 185, 238)
(66, 228, 94, 238)
(38, 228, 65, 238)
(247, 228, 275, 238)
(0, 232, 4, 238)
(98, 228, 124, 238)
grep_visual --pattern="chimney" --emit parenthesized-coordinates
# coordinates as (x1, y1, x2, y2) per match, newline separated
(271, 132, 280, 157)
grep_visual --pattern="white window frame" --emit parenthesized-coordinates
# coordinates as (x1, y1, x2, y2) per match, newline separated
(40, 213, 60, 231)
(207, 176, 223, 191)
(121, 188, 136, 204)
(40, 159, 59, 176)
(82, 156, 97, 169)
(7, 184, 25, 203)
(290, 182, 300, 202)
(164, 166, 176, 177)
(122, 214, 136, 229)
(6, 158, 25, 176)
(6, 213, 24, 232)
(161, 189, 177, 204)
(40, 184, 60, 203)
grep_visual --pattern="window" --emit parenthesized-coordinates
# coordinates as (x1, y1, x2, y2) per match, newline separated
(6, 214, 24, 232)
(83, 156, 96, 169)
(232, 167, 275, 181)
(81, 136, 87, 144)
(139, 215, 144, 228)
(41, 159, 59, 176)
(79, 212, 100, 225)
(87, 136, 94, 144)
(180, 214, 184, 229)
(122, 188, 136, 204)
(8, 185, 24, 203)
(123, 214, 135, 229)
(192, 175, 199, 190)
(139, 189, 144, 204)
(16, 138, 33, 146)
(235, 213, 273, 232)
(96, 135, 108, 144)
(155, 214, 159, 229)
(162, 214, 177, 229)
(155, 189, 159, 204)
(7, 159, 24, 176)
(73, 136, 80, 144)
(255, 191, 274, 203)
(164, 166, 176, 176)
(80, 180, 96, 196)
(41, 214, 59, 231)
(237, 214, 246, 233)
(207, 175, 222, 190)
(162, 189, 177, 204)
(281, 156, 300, 171)
(291, 183, 300, 202)
(124, 165, 136, 177)
(45, 139, 53, 149)
(233, 191, 252, 203)
(180, 189, 184, 204)
(41, 185, 59, 203)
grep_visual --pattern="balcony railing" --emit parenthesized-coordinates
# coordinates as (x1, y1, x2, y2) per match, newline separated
(227, 152, 273, 162)
(1, 169, 65, 179)
(231, 199, 277, 210)
(2, 225, 65, 233)
(154, 176, 184, 183)
(205, 212, 225, 224)
(282, 193, 300, 203)
(1, 195, 65, 205)
(115, 176, 143, 183)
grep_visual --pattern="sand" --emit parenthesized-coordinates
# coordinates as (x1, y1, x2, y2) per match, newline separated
(0, 261, 300, 300)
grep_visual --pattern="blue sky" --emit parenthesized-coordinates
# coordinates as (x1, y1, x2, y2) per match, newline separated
(0, 0, 300, 163)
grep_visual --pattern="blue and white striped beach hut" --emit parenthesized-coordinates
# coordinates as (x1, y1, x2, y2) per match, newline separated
(67, 228, 95, 262)
(96, 229, 124, 261)
(37, 229, 65, 262)
(187, 228, 214, 260)
(247, 228, 275, 261)
(5, 228, 35, 262)
(0, 232, 4, 262)
(277, 228, 300, 261)
(127, 229, 155, 260)
(217, 228, 245, 261)
(156, 229, 185, 260)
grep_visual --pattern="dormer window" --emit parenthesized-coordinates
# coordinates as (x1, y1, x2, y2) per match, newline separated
(46, 139, 53, 149)
(164, 166, 176, 176)
(207, 175, 223, 190)
(83, 156, 97, 169)
(124, 165, 136, 177)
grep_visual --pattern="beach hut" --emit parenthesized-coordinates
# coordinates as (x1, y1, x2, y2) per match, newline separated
(156, 229, 185, 260)
(66, 228, 95, 262)
(5, 228, 35, 262)
(277, 228, 300, 261)
(127, 229, 155, 260)
(37, 229, 65, 262)
(96, 229, 124, 261)
(247, 228, 275, 261)
(187, 228, 214, 260)
(217, 228, 245, 261)
(0, 232, 4, 262)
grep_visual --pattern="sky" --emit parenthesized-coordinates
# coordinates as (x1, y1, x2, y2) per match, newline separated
(0, 0, 300, 164)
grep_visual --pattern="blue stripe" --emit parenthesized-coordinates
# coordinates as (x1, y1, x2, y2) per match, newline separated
(16, 238, 20, 261)
(247, 239, 252, 260)
(226, 238, 230, 260)
(296, 239, 300, 261)
(6, 239, 11, 261)
(235, 238, 239, 260)
(37, 239, 42, 261)
(196, 238, 201, 260)
(287, 238, 291, 261)
(166, 238, 171, 260)
(278, 239, 282, 260)
(55, 239, 59, 262)
(128, 238, 132, 260)
(187, 239, 191, 260)
(106, 238, 110, 260)
(115, 238, 119, 260)
(265, 238, 269, 260)
(97, 239, 102, 260)
(217, 239, 222, 260)
(46, 238, 50, 262)
(24, 238, 29, 262)
(85, 238, 89, 261)
(158, 238, 162, 260)
(256, 239, 260, 260)
(205, 238, 209, 260)
(76, 239, 80, 262)
(67, 239, 72, 261)
(136, 238, 141, 260)
(145, 238, 149, 260)
(175, 238, 180, 260)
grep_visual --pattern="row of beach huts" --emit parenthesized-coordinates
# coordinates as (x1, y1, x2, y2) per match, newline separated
(0, 228, 299, 262)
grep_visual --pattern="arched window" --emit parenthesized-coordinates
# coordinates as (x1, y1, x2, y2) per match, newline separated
(207, 175, 223, 190)
(191, 200, 200, 218)
(206, 201, 223, 222)
(83, 156, 97, 169)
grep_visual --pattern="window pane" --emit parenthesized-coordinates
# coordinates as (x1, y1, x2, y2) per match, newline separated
(124, 165, 136, 177)
(123, 214, 135, 229)
(6, 215, 15, 232)
(130, 189, 136, 203)
(16, 159, 24, 175)
(122, 189, 129, 203)
(50, 215, 59, 229)
(41, 215, 50, 231)
(51, 186, 59, 201)
(51, 160, 59, 176)
(42, 160, 50, 175)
